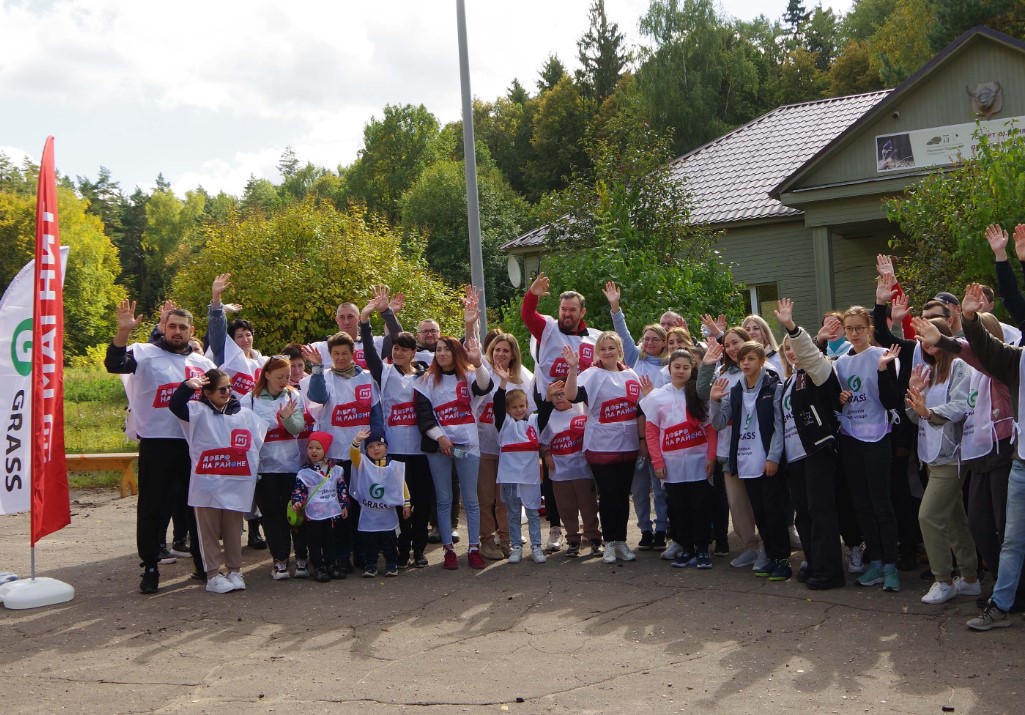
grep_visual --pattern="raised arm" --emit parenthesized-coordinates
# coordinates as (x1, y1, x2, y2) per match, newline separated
(106, 299, 144, 373)
(208, 273, 231, 367)
(604, 281, 639, 366)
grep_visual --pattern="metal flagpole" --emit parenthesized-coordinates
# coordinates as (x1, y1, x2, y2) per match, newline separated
(456, 0, 487, 338)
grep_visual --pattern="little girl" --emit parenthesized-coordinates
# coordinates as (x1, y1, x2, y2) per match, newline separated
(291, 431, 349, 583)
(493, 364, 545, 565)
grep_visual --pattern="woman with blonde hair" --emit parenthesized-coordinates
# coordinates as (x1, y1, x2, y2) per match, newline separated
(742, 314, 782, 375)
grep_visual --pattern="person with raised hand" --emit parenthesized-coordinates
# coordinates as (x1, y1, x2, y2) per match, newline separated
(984, 223, 1025, 343)
(697, 328, 764, 567)
(414, 334, 493, 570)
(106, 298, 216, 594)
(775, 298, 846, 589)
(603, 280, 671, 552)
(834, 301, 903, 593)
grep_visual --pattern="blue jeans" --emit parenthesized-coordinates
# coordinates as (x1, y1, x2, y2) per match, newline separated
(991, 458, 1025, 611)
(631, 457, 669, 533)
(426, 451, 481, 547)
(501, 484, 542, 548)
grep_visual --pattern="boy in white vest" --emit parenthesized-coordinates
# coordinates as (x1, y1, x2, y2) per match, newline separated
(291, 431, 350, 583)
(350, 428, 411, 577)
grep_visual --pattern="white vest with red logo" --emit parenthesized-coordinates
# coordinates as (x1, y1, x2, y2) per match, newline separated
(475, 360, 535, 456)
(414, 372, 480, 454)
(535, 316, 601, 394)
(380, 366, 423, 456)
(128, 342, 215, 439)
(539, 405, 590, 481)
(314, 337, 374, 370)
(244, 389, 304, 473)
(639, 384, 709, 483)
(183, 401, 267, 510)
(316, 371, 380, 460)
(497, 414, 540, 485)
(578, 366, 641, 453)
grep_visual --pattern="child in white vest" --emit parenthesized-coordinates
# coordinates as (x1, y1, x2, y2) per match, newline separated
(350, 428, 411, 577)
(493, 365, 545, 565)
(291, 431, 349, 583)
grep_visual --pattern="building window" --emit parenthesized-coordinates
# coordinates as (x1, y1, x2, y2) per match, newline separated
(742, 283, 780, 332)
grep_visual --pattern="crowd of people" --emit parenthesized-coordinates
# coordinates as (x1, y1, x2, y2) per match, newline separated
(105, 227, 1025, 634)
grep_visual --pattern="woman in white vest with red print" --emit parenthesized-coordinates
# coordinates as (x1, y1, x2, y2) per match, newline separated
(414, 335, 493, 570)
(245, 356, 307, 581)
(564, 332, 644, 564)
(170, 368, 267, 595)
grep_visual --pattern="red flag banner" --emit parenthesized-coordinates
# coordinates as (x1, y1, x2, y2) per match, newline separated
(31, 136, 70, 545)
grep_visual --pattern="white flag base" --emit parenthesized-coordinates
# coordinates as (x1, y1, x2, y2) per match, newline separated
(0, 577, 74, 609)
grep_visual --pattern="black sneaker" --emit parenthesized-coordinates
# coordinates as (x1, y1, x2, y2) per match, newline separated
(384, 564, 398, 577)
(566, 542, 580, 558)
(796, 562, 809, 583)
(140, 566, 159, 594)
(413, 553, 429, 568)
(396, 553, 411, 570)
(713, 539, 730, 557)
(190, 570, 206, 581)
(315, 568, 332, 583)
(158, 547, 176, 565)
(806, 575, 846, 590)
(638, 531, 654, 550)
(362, 566, 377, 578)
(427, 528, 442, 544)
(652, 531, 667, 550)
(331, 563, 348, 579)
(169, 539, 191, 558)
(590, 539, 604, 557)
(768, 559, 793, 581)
(247, 527, 267, 549)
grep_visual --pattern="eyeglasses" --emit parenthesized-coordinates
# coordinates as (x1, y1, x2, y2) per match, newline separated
(419, 329, 440, 334)
(844, 326, 868, 334)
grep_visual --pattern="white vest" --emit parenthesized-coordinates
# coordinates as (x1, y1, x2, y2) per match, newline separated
(296, 465, 344, 521)
(539, 406, 590, 481)
(414, 372, 480, 454)
(960, 366, 994, 461)
(639, 384, 709, 484)
(220, 336, 268, 398)
(128, 342, 215, 439)
(245, 389, 303, 473)
(313, 337, 371, 370)
(578, 367, 642, 453)
(835, 347, 892, 443)
(351, 458, 406, 532)
(475, 360, 534, 456)
(535, 316, 601, 393)
(735, 390, 768, 478)
(497, 414, 540, 485)
(316, 371, 380, 460)
(916, 361, 967, 465)
(183, 401, 267, 511)
(781, 377, 807, 463)
(380, 366, 424, 455)
(713, 366, 744, 460)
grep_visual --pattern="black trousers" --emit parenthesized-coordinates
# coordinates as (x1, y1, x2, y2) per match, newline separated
(835, 464, 863, 548)
(137, 438, 202, 573)
(840, 434, 899, 564)
(666, 480, 712, 554)
(966, 441, 1018, 583)
(744, 474, 791, 561)
(362, 529, 399, 567)
(392, 454, 433, 557)
(542, 461, 562, 527)
(254, 472, 299, 562)
(791, 450, 845, 580)
(890, 447, 922, 556)
(708, 461, 730, 544)
(306, 517, 340, 571)
(159, 471, 189, 546)
(589, 457, 635, 542)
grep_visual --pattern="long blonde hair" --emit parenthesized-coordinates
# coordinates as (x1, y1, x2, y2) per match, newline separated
(485, 333, 526, 384)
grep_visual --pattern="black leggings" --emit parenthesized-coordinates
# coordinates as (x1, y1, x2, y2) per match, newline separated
(840, 434, 898, 564)
(791, 450, 845, 580)
(306, 517, 340, 571)
(392, 454, 433, 557)
(589, 457, 635, 542)
(254, 472, 298, 562)
(137, 438, 202, 573)
(666, 480, 711, 554)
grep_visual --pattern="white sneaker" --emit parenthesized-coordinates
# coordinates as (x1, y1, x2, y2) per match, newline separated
(847, 545, 865, 574)
(751, 550, 770, 571)
(271, 561, 290, 581)
(603, 543, 617, 564)
(921, 581, 956, 605)
(293, 560, 309, 579)
(614, 541, 637, 562)
(531, 545, 547, 564)
(660, 540, 685, 561)
(226, 571, 246, 591)
(546, 526, 563, 553)
(730, 549, 759, 568)
(206, 574, 234, 594)
(508, 546, 523, 564)
(954, 576, 982, 597)
(789, 525, 803, 550)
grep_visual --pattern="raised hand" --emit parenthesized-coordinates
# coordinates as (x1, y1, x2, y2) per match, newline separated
(116, 299, 144, 333)
(638, 373, 654, 396)
(546, 380, 565, 403)
(962, 282, 984, 320)
(354, 427, 371, 444)
(277, 399, 298, 421)
(891, 293, 910, 324)
(906, 385, 929, 418)
(700, 313, 724, 338)
(709, 376, 729, 402)
(909, 363, 931, 393)
(301, 344, 322, 365)
(817, 316, 843, 343)
(774, 297, 795, 331)
(360, 295, 378, 322)
(911, 316, 941, 347)
(603, 280, 621, 312)
(529, 272, 550, 298)
(373, 284, 391, 313)
(184, 375, 210, 390)
(876, 254, 895, 279)
(875, 273, 898, 306)
(1014, 225, 1025, 261)
(702, 341, 723, 365)
(561, 344, 579, 371)
(462, 285, 480, 325)
(493, 363, 510, 385)
(223, 303, 243, 315)
(211, 273, 231, 303)
(465, 336, 482, 367)
(877, 344, 900, 371)
(985, 224, 1009, 261)
(389, 291, 405, 314)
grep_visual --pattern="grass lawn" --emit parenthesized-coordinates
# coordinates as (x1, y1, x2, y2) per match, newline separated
(64, 367, 135, 489)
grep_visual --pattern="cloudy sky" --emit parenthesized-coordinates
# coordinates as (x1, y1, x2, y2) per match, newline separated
(1, 0, 853, 197)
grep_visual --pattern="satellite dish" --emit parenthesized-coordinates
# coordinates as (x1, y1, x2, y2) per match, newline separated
(507, 255, 522, 287)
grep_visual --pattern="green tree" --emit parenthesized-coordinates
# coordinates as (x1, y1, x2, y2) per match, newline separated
(524, 75, 592, 201)
(868, 0, 935, 86)
(344, 104, 441, 220)
(829, 40, 884, 95)
(778, 47, 831, 104)
(140, 188, 205, 311)
(575, 0, 630, 102)
(537, 54, 568, 92)
(783, 0, 810, 44)
(241, 176, 282, 216)
(171, 199, 462, 346)
(887, 125, 1025, 307)
(805, 5, 840, 71)
(839, 0, 896, 42)
(929, 0, 1025, 52)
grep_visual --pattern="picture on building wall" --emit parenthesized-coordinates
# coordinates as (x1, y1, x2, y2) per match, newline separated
(876, 133, 915, 171)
